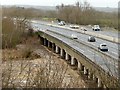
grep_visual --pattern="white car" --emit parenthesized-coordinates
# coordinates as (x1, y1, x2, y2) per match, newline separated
(81, 27, 87, 31)
(71, 34, 78, 39)
(58, 21, 66, 26)
(92, 25, 100, 31)
(98, 43, 108, 51)
(70, 25, 79, 29)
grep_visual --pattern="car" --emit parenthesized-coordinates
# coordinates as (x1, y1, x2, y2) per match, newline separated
(58, 21, 66, 26)
(81, 27, 87, 31)
(70, 25, 79, 29)
(92, 25, 100, 31)
(88, 36, 96, 42)
(98, 43, 108, 51)
(71, 34, 78, 39)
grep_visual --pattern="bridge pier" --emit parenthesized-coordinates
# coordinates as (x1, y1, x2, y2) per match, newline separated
(40, 36, 44, 45)
(47, 41, 50, 48)
(55, 46, 59, 54)
(78, 61, 82, 70)
(60, 49, 65, 59)
(60, 49, 63, 58)
(97, 77, 102, 88)
(71, 57, 75, 65)
(84, 67, 88, 75)
(93, 74, 96, 81)
(88, 71, 92, 79)
(52, 43, 55, 52)
(65, 53, 69, 60)
(49, 42, 52, 48)
(44, 38, 47, 46)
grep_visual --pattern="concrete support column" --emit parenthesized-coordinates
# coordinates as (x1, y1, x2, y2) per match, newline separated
(98, 78, 102, 88)
(65, 53, 69, 60)
(84, 67, 88, 75)
(40, 37, 44, 45)
(60, 49, 63, 58)
(55, 46, 59, 54)
(44, 38, 47, 46)
(52, 43, 55, 52)
(78, 61, 82, 70)
(71, 57, 75, 65)
(47, 41, 50, 48)
(88, 72, 92, 79)
(103, 85, 107, 88)
(93, 74, 96, 81)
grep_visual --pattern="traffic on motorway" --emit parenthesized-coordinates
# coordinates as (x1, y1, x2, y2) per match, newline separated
(30, 20, 119, 77)
(31, 21, 119, 59)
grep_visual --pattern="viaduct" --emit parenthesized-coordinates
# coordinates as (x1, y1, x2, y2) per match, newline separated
(37, 30, 118, 88)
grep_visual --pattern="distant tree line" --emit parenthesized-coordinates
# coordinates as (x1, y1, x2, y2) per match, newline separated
(56, 1, 118, 29)
(2, 6, 57, 19)
(2, 1, 118, 30)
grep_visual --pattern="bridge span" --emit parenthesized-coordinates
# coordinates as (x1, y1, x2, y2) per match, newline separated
(36, 30, 118, 88)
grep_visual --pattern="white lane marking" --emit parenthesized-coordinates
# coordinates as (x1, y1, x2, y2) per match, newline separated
(79, 49, 84, 53)
(111, 51, 118, 55)
(89, 43, 95, 46)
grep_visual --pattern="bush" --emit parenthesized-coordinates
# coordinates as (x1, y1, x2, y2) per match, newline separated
(2, 18, 25, 49)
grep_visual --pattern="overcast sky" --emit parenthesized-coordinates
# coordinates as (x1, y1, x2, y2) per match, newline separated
(1, 0, 119, 7)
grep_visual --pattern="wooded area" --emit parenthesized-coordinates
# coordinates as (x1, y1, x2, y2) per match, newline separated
(2, 1, 118, 30)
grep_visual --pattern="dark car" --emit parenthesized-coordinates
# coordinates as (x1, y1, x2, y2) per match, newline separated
(88, 36, 96, 42)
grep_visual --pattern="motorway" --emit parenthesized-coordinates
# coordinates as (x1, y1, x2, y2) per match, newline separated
(30, 20, 119, 78)
(31, 22, 119, 59)
(31, 20, 119, 38)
